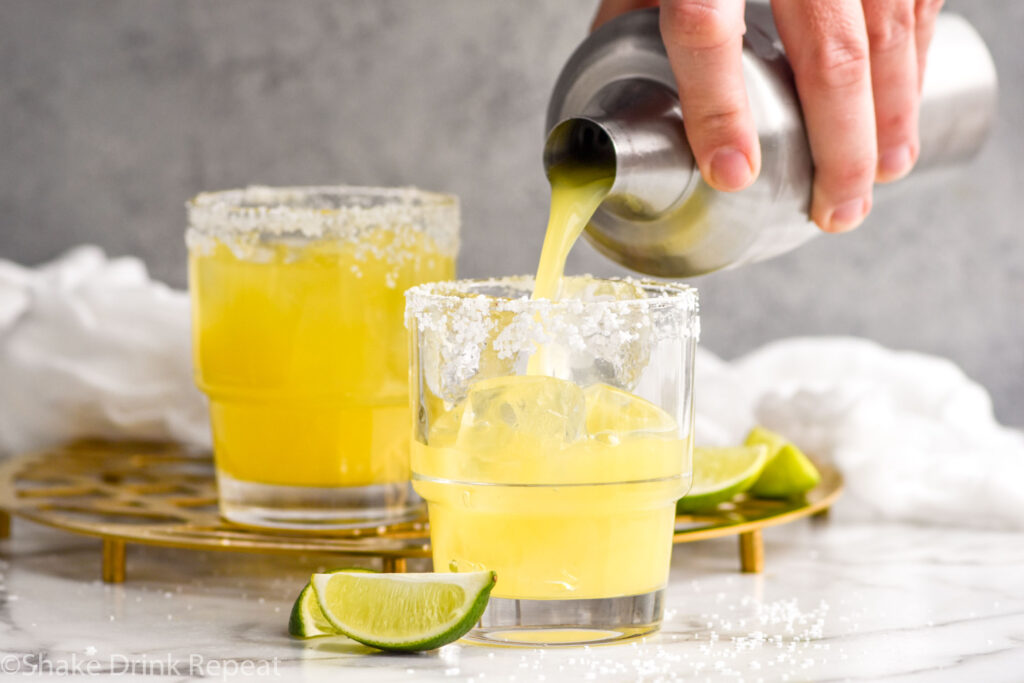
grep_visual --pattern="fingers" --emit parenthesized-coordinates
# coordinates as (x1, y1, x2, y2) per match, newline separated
(773, 0, 877, 232)
(591, 0, 659, 31)
(913, 0, 944, 87)
(660, 0, 761, 192)
(863, 0, 919, 182)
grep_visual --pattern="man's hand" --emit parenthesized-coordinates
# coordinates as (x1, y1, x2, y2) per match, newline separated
(592, 0, 944, 233)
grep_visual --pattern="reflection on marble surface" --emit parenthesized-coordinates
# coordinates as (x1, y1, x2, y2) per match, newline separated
(1, 519, 1023, 681)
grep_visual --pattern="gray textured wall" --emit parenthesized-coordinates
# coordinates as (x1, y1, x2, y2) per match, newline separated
(2, 0, 1022, 426)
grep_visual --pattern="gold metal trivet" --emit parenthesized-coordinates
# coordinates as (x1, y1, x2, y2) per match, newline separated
(0, 441, 841, 582)
(673, 466, 843, 573)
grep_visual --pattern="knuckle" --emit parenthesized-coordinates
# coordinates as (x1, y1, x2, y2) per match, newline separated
(661, 0, 740, 50)
(691, 106, 748, 141)
(878, 108, 916, 136)
(866, 2, 916, 53)
(823, 156, 877, 191)
(805, 37, 871, 90)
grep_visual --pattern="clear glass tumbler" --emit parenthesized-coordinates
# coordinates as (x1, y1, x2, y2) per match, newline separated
(187, 186, 458, 529)
(406, 276, 698, 645)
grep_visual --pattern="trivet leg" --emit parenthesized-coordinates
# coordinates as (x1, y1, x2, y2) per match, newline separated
(813, 507, 831, 521)
(381, 557, 407, 573)
(0, 510, 10, 539)
(739, 530, 764, 573)
(102, 539, 126, 583)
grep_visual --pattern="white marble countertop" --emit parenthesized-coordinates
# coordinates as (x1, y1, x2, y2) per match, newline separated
(1, 517, 1022, 682)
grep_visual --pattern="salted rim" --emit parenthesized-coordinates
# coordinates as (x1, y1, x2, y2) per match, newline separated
(405, 275, 699, 317)
(186, 185, 460, 255)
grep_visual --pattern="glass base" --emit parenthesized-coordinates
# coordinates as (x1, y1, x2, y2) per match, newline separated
(216, 471, 422, 530)
(466, 589, 664, 646)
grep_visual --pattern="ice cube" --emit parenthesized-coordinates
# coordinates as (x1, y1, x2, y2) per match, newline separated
(427, 401, 464, 448)
(456, 375, 586, 453)
(583, 383, 677, 441)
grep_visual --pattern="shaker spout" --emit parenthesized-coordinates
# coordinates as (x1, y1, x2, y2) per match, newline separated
(543, 79, 698, 220)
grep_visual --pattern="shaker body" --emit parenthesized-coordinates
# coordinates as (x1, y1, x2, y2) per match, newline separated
(545, 6, 997, 277)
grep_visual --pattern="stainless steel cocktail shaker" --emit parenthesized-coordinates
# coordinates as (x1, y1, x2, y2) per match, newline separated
(544, 5, 998, 277)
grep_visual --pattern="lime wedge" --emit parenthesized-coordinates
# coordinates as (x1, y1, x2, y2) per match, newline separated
(745, 426, 821, 498)
(744, 426, 788, 457)
(311, 571, 496, 652)
(288, 567, 375, 638)
(676, 445, 769, 513)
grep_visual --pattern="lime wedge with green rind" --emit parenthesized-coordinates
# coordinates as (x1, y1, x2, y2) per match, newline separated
(749, 440, 821, 498)
(312, 570, 496, 652)
(676, 445, 770, 513)
(288, 567, 375, 638)
(746, 426, 821, 498)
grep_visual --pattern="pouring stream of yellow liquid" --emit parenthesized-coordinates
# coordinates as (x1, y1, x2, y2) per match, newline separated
(526, 164, 614, 376)
(531, 164, 615, 301)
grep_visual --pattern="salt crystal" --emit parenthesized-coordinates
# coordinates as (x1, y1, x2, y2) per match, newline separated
(188, 186, 459, 260)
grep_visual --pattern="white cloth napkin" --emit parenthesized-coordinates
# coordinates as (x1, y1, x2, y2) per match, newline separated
(1, 247, 1021, 529)
(696, 339, 1024, 529)
(0, 246, 209, 453)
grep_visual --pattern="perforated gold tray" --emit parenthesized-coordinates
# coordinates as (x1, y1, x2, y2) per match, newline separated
(0, 440, 841, 582)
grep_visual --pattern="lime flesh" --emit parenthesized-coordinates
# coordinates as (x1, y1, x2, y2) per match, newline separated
(288, 567, 374, 638)
(312, 571, 496, 652)
(676, 445, 769, 513)
(744, 426, 787, 458)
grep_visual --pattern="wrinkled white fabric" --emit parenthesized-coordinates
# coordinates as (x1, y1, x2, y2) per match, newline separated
(0, 246, 209, 453)
(1, 247, 1021, 529)
(696, 339, 1024, 530)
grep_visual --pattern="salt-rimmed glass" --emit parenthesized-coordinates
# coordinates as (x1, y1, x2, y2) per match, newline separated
(187, 186, 458, 529)
(405, 276, 698, 645)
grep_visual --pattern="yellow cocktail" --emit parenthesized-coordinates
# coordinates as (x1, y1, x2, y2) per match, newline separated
(405, 277, 698, 644)
(413, 377, 690, 600)
(188, 186, 457, 528)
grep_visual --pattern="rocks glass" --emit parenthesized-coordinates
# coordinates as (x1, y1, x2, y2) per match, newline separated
(187, 186, 458, 529)
(406, 276, 697, 645)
